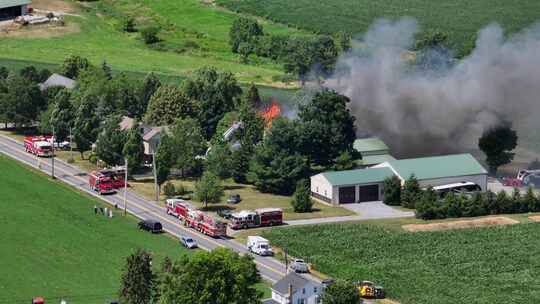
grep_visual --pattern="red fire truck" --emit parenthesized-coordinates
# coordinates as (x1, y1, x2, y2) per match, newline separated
(166, 199, 192, 218)
(229, 208, 283, 230)
(185, 210, 227, 237)
(99, 168, 126, 189)
(24, 136, 53, 157)
(166, 199, 226, 237)
(89, 171, 117, 195)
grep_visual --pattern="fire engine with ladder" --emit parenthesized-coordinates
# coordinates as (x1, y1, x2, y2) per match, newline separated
(166, 199, 227, 237)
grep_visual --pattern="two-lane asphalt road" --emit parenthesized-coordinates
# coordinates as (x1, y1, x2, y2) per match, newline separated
(0, 134, 306, 284)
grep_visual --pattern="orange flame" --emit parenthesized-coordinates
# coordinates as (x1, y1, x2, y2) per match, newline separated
(261, 100, 282, 128)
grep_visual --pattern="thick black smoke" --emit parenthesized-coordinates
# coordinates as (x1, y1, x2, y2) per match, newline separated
(325, 18, 540, 157)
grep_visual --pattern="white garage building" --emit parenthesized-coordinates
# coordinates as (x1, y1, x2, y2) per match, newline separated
(311, 153, 488, 205)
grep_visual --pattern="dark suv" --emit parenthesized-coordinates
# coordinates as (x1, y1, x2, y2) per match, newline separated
(138, 219, 163, 233)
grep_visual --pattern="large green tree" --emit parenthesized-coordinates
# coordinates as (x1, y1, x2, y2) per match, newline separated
(383, 175, 402, 206)
(170, 117, 206, 176)
(112, 74, 143, 118)
(145, 85, 197, 126)
(123, 127, 145, 175)
(229, 17, 263, 53)
(402, 174, 422, 209)
(155, 133, 175, 192)
(194, 171, 224, 209)
(158, 248, 261, 304)
(0, 74, 44, 127)
(321, 280, 361, 304)
(60, 55, 91, 79)
(205, 143, 233, 179)
(297, 89, 356, 167)
(119, 249, 155, 304)
(248, 146, 309, 195)
(72, 95, 100, 158)
(291, 180, 313, 213)
(49, 89, 75, 142)
(95, 115, 128, 166)
(139, 72, 162, 117)
(478, 123, 518, 174)
(182, 67, 242, 139)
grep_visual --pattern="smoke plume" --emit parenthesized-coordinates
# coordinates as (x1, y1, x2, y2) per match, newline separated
(325, 18, 540, 157)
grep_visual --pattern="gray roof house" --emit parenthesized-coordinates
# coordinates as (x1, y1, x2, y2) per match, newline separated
(263, 272, 322, 304)
(119, 116, 166, 155)
(39, 73, 76, 91)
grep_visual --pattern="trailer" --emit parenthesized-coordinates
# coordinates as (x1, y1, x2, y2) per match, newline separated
(24, 136, 52, 157)
(229, 208, 283, 230)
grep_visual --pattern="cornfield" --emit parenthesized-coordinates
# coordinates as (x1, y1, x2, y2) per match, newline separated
(263, 222, 540, 303)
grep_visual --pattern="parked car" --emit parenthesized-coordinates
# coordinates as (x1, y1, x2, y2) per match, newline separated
(289, 258, 309, 273)
(227, 194, 241, 204)
(138, 219, 163, 233)
(217, 209, 233, 219)
(322, 279, 335, 288)
(180, 235, 198, 249)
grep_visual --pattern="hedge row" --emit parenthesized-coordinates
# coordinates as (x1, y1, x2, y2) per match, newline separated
(416, 187, 540, 220)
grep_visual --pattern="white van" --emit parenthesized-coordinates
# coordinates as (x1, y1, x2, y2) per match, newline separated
(247, 236, 273, 256)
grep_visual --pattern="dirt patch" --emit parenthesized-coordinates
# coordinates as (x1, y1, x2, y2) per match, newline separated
(0, 22, 80, 38)
(402, 216, 519, 232)
(528, 215, 540, 222)
(32, 0, 77, 13)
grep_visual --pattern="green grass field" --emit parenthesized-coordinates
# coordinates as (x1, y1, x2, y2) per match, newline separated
(0, 0, 303, 85)
(217, 0, 540, 53)
(263, 219, 540, 304)
(0, 155, 270, 302)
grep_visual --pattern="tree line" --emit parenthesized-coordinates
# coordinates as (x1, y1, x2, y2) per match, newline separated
(383, 175, 540, 220)
(0, 56, 359, 212)
(229, 17, 351, 83)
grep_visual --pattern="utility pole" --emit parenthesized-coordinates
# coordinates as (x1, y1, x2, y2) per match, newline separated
(69, 126, 73, 160)
(124, 157, 128, 216)
(152, 151, 158, 202)
(284, 247, 288, 274)
(51, 127, 55, 179)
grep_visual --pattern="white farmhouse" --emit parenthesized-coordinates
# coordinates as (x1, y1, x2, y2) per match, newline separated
(263, 272, 322, 304)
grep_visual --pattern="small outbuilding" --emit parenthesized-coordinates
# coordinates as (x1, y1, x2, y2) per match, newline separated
(311, 153, 488, 205)
(0, 0, 31, 20)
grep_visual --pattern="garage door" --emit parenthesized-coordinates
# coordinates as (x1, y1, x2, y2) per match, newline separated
(359, 185, 379, 202)
(338, 186, 356, 204)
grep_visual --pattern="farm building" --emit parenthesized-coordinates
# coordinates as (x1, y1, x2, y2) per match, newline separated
(0, 0, 31, 20)
(311, 153, 488, 205)
(353, 137, 395, 166)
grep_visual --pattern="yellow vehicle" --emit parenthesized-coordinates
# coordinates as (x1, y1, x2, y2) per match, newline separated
(358, 281, 375, 298)
(357, 281, 385, 299)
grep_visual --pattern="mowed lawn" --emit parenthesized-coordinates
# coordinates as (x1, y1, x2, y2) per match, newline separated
(0, 0, 300, 84)
(263, 220, 540, 304)
(217, 0, 540, 53)
(130, 178, 354, 221)
(0, 154, 191, 302)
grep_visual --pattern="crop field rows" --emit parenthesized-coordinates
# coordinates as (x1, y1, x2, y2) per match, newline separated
(263, 222, 540, 304)
(217, 0, 540, 54)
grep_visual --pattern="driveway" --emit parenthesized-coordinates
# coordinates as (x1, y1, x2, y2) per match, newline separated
(285, 201, 414, 226)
